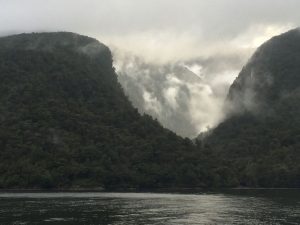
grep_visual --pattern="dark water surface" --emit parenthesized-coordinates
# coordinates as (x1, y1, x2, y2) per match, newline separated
(0, 190, 299, 225)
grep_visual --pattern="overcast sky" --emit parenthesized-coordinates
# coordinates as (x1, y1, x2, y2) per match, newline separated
(1, 0, 299, 137)
(1, 0, 298, 42)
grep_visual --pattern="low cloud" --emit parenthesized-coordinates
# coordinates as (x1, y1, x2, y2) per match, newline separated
(115, 51, 238, 137)
(109, 24, 292, 137)
(0, 0, 296, 137)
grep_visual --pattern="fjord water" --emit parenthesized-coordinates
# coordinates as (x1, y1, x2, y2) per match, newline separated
(0, 190, 299, 225)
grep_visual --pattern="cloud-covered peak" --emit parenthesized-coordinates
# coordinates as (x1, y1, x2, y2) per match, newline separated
(0, 0, 297, 136)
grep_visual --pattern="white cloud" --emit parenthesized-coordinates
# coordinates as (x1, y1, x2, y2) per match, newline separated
(143, 91, 162, 114)
(0, 0, 298, 137)
(232, 23, 295, 49)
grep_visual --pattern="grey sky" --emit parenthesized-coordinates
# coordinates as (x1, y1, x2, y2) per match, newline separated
(0, 0, 299, 137)
(1, 0, 298, 36)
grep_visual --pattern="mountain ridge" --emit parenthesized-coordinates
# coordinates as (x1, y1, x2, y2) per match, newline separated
(206, 28, 300, 187)
(0, 30, 299, 189)
(0, 32, 226, 189)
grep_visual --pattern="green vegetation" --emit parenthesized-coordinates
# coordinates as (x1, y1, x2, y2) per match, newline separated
(206, 29, 300, 187)
(0, 30, 299, 189)
(0, 32, 231, 189)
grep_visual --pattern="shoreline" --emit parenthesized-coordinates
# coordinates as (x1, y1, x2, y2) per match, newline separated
(0, 187, 299, 193)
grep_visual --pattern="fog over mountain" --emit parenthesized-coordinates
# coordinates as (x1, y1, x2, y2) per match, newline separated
(107, 27, 289, 137)
(1, 0, 299, 136)
(113, 50, 243, 137)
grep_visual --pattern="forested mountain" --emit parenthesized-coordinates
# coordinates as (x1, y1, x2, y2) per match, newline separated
(0, 30, 299, 190)
(207, 29, 300, 187)
(0, 32, 226, 189)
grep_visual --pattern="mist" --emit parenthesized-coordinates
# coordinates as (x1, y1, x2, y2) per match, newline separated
(113, 50, 241, 137)
(105, 26, 291, 137)
(0, 0, 298, 137)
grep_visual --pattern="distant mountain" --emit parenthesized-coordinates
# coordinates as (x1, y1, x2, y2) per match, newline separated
(117, 58, 202, 138)
(0, 32, 229, 189)
(207, 28, 300, 187)
(116, 55, 225, 138)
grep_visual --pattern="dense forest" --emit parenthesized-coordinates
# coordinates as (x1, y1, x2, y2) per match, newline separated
(0, 30, 299, 189)
(206, 29, 300, 187)
(0, 32, 231, 189)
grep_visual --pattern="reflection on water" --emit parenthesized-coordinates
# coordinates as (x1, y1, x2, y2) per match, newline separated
(0, 190, 299, 225)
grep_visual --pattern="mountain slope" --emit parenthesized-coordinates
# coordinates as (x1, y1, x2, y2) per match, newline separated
(0, 32, 216, 189)
(207, 29, 300, 187)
